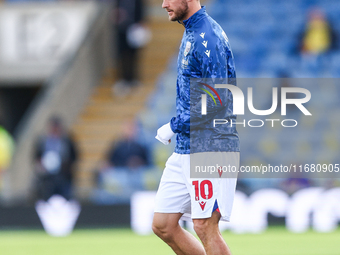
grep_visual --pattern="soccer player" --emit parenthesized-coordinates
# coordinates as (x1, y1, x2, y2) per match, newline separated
(153, 0, 240, 255)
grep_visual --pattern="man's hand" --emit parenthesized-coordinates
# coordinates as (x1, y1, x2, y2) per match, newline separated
(155, 122, 175, 145)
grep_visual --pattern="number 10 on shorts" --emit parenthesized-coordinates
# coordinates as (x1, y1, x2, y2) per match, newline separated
(192, 180, 213, 201)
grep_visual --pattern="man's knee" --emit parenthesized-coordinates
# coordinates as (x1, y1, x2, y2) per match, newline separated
(152, 216, 167, 237)
(193, 218, 210, 239)
(193, 215, 220, 240)
(152, 213, 179, 242)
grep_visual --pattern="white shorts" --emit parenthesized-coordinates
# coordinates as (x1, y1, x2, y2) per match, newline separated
(154, 152, 239, 222)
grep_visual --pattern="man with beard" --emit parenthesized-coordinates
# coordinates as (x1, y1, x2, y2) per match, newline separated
(152, 0, 239, 255)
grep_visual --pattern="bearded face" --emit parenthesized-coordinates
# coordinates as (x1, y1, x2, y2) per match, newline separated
(164, 0, 189, 22)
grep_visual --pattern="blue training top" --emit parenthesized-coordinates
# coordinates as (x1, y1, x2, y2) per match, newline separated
(169, 6, 240, 154)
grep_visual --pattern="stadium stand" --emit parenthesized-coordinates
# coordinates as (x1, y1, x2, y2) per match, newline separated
(3, 0, 340, 203)
(1, 2, 112, 203)
(74, 0, 340, 201)
(70, 0, 184, 200)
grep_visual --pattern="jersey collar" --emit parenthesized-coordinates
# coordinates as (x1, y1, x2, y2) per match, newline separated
(180, 6, 207, 29)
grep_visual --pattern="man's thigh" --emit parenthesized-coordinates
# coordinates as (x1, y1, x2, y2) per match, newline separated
(154, 153, 191, 215)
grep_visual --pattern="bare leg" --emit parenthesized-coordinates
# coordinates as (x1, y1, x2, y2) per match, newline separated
(152, 213, 206, 255)
(193, 211, 232, 255)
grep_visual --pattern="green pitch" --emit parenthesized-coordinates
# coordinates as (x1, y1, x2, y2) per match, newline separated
(0, 227, 339, 255)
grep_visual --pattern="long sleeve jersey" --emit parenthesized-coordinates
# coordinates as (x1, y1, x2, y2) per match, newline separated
(169, 6, 240, 154)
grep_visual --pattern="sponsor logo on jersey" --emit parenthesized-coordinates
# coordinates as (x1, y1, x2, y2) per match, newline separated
(182, 58, 188, 65)
(181, 58, 189, 69)
(184, 41, 191, 56)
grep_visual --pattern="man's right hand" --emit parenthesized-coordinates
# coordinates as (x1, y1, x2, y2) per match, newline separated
(155, 122, 175, 145)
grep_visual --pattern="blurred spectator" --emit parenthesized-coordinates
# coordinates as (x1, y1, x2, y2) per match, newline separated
(0, 120, 14, 193)
(105, 120, 150, 169)
(112, 0, 151, 97)
(34, 116, 78, 201)
(299, 8, 337, 55)
(92, 120, 151, 204)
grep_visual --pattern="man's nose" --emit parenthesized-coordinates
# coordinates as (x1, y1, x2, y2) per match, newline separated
(162, 0, 169, 9)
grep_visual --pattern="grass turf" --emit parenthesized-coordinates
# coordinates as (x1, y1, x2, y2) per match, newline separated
(0, 227, 339, 255)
